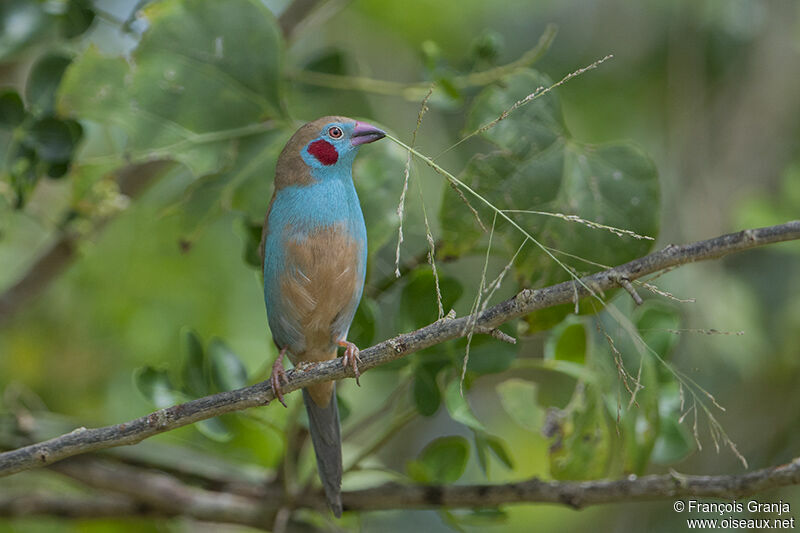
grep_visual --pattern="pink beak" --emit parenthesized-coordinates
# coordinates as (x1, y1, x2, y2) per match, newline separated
(351, 122, 386, 146)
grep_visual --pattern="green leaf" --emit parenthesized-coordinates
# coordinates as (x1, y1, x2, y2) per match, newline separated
(634, 301, 681, 362)
(239, 217, 264, 270)
(400, 269, 463, 329)
(473, 431, 513, 477)
(0, 1, 51, 60)
(27, 117, 80, 163)
(444, 380, 486, 432)
(58, 0, 284, 177)
(181, 328, 208, 397)
(466, 69, 567, 159)
(349, 297, 377, 348)
(650, 383, 694, 464)
(4, 142, 38, 206)
(304, 48, 348, 75)
(0, 91, 26, 128)
(26, 53, 72, 116)
(60, 0, 95, 39)
(413, 363, 442, 416)
(168, 127, 283, 242)
(406, 436, 470, 484)
(226, 130, 289, 219)
(139, 0, 282, 114)
(463, 333, 517, 375)
(208, 338, 248, 392)
(440, 69, 660, 329)
(134, 367, 177, 408)
(548, 387, 613, 480)
(496, 378, 542, 431)
(486, 434, 514, 469)
(469, 30, 504, 67)
(545, 318, 587, 365)
(651, 416, 694, 464)
(616, 349, 661, 475)
(474, 432, 489, 475)
(196, 417, 233, 442)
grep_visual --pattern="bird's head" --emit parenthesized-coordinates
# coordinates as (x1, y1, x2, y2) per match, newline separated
(275, 116, 385, 188)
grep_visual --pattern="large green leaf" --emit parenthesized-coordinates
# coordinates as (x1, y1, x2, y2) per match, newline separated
(133, 366, 176, 409)
(496, 378, 542, 432)
(0, 1, 51, 59)
(444, 379, 486, 432)
(400, 270, 463, 329)
(548, 386, 613, 480)
(26, 53, 72, 116)
(58, 0, 284, 178)
(406, 436, 470, 484)
(651, 384, 695, 464)
(208, 338, 248, 392)
(634, 301, 682, 363)
(545, 318, 587, 365)
(413, 362, 442, 416)
(440, 69, 660, 328)
(181, 328, 208, 397)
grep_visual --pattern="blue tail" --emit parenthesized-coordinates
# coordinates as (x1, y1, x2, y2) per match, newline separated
(302, 386, 343, 517)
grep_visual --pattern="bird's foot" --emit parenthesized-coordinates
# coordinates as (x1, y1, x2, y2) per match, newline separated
(270, 347, 290, 407)
(338, 340, 362, 386)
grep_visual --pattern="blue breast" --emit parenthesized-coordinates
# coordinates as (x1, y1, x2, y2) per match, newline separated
(262, 167, 367, 351)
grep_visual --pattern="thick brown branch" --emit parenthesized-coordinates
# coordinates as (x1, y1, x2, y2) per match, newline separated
(0, 492, 165, 519)
(0, 221, 798, 477)
(341, 457, 800, 510)
(3, 456, 799, 521)
(51, 457, 278, 528)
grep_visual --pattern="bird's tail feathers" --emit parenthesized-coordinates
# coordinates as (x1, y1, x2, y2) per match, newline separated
(303, 386, 343, 517)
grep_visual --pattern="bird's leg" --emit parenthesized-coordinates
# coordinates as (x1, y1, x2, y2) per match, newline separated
(270, 347, 290, 407)
(338, 339, 362, 386)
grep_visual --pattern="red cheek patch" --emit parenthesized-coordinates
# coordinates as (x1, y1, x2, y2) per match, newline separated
(308, 140, 339, 165)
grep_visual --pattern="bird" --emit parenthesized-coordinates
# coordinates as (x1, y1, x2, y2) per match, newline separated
(259, 116, 386, 517)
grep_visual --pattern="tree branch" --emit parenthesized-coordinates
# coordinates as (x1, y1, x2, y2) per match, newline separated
(2, 455, 799, 522)
(50, 457, 278, 528)
(0, 221, 798, 478)
(340, 457, 800, 510)
(0, 492, 166, 519)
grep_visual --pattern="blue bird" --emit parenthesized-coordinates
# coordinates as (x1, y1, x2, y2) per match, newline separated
(260, 116, 385, 516)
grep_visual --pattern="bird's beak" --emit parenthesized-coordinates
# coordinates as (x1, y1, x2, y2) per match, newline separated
(351, 122, 386, 146)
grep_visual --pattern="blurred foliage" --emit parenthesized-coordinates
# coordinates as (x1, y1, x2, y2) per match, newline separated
(1, 0, 799, 531)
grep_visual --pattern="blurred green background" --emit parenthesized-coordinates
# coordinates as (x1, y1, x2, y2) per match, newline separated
(1, 0, 799, 531)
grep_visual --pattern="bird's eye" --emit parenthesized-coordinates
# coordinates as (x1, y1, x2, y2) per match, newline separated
(328, 126, 343, 139)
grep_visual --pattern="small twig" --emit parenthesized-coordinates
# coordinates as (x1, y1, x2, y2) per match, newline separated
(613, 274, 643, 305)
(472, 326, 517, 344)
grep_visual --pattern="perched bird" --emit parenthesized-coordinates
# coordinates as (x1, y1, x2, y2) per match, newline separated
(259, 116, 385, 516)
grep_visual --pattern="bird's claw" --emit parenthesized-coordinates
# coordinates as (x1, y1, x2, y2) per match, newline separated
(338, 340, 362, 386)
(270, 348, 290, 407)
